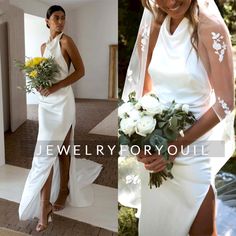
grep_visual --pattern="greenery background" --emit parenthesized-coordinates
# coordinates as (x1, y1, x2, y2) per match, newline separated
(118, 1, 236, 235)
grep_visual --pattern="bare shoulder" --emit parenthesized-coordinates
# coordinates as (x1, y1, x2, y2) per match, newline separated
(199, 12, 230, 48)
(199, 11, 228, 36)
(60, 33, 75, 47)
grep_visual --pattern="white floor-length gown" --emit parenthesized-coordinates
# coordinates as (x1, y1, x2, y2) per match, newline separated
(19, 32, 102, 220)
(138, 16, 235, 236)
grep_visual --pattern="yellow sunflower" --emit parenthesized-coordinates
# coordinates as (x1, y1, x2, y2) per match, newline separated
(25, 57, 46, 67)
(29, 70, 38, 78)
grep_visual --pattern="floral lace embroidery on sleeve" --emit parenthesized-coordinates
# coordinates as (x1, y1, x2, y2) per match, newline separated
(211, 32, 227, 63)
(218, 96, 230, 115)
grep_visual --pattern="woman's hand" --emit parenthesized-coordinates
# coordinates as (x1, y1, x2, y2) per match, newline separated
(37, 84, 61, 97)
(137, 151, 169, 173)
(137, 142, 180, 173)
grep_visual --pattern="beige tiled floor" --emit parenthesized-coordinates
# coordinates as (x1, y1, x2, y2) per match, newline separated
(0, 165, 117, 232)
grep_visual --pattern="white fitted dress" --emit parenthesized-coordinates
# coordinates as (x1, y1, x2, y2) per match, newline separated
(138, 16, 235, 236)
(19, 32, 102, 220)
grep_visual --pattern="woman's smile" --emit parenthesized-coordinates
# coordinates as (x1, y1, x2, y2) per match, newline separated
(167, 1, 183, 11)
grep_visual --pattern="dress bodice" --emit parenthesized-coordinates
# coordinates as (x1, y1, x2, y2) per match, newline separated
(148, 16, 214, 118)
(43, 32, 69, 81)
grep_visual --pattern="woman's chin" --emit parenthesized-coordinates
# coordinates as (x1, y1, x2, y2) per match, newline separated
(56, 27, 64, 32)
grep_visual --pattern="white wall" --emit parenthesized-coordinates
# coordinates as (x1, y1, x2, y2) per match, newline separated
(10, 0, 69, 33)
(24, 13, 49, 104)
(8, 0, 49, 102)
(9, 0, 49, 18)
(68, 0, 118, 99)
(10, 0, 48, 105)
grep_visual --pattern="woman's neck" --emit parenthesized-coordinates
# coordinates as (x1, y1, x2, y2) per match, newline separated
(169, 16, 184, 34)
(49, 31, 62, 41)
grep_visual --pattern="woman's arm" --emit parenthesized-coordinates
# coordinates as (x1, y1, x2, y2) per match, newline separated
(173, 20, 235, 153)
(139, 108, 219, 172)
(142, 21, 160, 95)
(140, 19, 235, 172)
(56, 36, 85, 89)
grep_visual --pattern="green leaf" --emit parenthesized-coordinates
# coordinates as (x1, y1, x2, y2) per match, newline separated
(142, 129, 168, 156)
(168, 115, 178, 130)
(119, 132, 131, 146)
(158, 121, 167, 128)
(163, 126, 177, 141)
(128, 91, 136, 102)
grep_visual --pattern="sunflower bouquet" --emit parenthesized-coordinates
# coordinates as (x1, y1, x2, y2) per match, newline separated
(15, 57, 60, 93)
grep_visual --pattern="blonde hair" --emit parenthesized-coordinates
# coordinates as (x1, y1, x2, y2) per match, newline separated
(141, 0, 199, 51)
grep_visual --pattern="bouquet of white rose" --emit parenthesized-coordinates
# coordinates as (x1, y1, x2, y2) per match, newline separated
(118, 91, 196, 188)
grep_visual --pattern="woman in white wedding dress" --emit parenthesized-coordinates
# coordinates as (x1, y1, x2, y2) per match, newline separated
(121, 0, 235, 235)
(18, 5, 102, 232)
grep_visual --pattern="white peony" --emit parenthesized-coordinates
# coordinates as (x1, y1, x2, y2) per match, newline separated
(182, 104, 189, 114)
(118, 102, 135, 119)
(139, 94, 163, 116)
(120, 117, 136, 137)
(135, 116, 156, 137)
(128, 109, 142, 121)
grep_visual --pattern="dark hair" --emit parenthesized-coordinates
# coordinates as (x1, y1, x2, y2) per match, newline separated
(46, 5, 66, 28)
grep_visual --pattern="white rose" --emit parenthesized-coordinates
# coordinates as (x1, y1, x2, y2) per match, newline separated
(128, 109, 142, 121)
(120, 117, 136, 136)
(134, 102, 141, 110)
(135, 116, 156, 137)
(182, 104, 189, 114)
(139, 94, 162, 115)
(174, 103, 181, 110)
(118, 102, 135, 119)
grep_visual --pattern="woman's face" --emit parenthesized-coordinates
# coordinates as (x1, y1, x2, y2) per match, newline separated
(155, 0, 192, 19)
(46, 11, 65, 32)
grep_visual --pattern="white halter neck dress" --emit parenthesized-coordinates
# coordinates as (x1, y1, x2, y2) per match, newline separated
(138, 16, 235, 236)
(19, 32, 102, 220)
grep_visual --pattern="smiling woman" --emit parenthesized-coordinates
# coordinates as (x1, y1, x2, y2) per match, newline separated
(120, 0, 235, 235)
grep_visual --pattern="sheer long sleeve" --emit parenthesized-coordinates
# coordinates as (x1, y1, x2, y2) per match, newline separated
(122, 8, 152, 101)
(201, 20, 235, 121)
